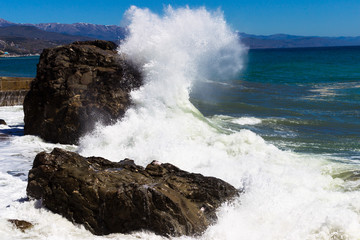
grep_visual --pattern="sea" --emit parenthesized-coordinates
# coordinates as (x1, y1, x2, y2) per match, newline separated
(0, 6, 360, 240)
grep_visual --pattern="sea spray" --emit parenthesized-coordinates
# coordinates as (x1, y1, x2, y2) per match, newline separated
(0, 5, 359, 240)
(79, 5, 248, 173)
(118, 6, 246, 106)
(78, 6, 360, 240)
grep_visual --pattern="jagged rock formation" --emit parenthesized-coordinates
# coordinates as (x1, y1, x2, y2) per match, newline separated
(23, 40, 142, 144)
(26, 148, 239, 236)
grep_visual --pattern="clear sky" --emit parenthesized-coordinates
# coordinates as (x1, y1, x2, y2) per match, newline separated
(0, 0, 359, 37)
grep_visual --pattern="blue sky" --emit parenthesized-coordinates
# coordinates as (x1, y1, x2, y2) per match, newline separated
(0, 0, 359, 37)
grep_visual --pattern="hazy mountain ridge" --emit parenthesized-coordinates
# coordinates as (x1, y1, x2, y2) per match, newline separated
(0, 18, 14, 27)
(238, 32, 360, 49)
(27, 22, 126, 41)
(0, 25, 93, 55)
(0, 18, 359, 54)
(0, 18, 125, 41)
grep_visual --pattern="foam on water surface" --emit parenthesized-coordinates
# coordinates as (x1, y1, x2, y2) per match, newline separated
(79, 6, 360, 240)
(0, 6, 360, 240)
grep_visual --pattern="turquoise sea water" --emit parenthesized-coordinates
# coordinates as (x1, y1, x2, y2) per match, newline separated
(1, 47, 359, 161)
(0, 56, 39, 77)
(1, 8, 360, 238)
(192, 46, 360, 160)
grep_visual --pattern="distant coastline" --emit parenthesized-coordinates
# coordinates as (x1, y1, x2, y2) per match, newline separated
(1, 18, 360, 55)
(238, 32, 360, 49)
(0, 54, 40, 58)
(249, 45, 360, 51)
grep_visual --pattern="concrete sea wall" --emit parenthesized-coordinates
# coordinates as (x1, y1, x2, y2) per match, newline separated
(0, 77, 33, 106)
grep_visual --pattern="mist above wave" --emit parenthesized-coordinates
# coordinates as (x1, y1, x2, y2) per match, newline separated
(77, 6, 360, 240)
(118, 5, 246, 107)
(79, 6, 248, 169)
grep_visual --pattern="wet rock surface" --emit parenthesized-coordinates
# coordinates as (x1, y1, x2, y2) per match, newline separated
(26, 148, 239, 236)
(0, 119, 6, 125)
(23, 40, 142, 144)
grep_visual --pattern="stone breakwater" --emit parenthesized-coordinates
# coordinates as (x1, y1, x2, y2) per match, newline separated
(0, 77, 33, 106)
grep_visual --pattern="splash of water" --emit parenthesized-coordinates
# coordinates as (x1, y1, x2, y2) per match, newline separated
(118, 5, 246, 107)
(79, 5, 248, 171)
(76, 6, 360, 240)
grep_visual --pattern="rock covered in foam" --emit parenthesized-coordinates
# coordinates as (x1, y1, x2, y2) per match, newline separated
(23, 40, 142, 144)
(26, 148, 239, 236)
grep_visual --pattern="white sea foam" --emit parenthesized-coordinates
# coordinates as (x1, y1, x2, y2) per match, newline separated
(231, 117, 262, 125)
(0, 6, 360, 240)
(211, 115, 262, 126)
(78, 6, 360, 240)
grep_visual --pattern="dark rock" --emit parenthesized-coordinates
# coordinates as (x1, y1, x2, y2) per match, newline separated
(8, 219, 34, 232)
(23, 40, 142, 144)
(0, 119, 6, 125)
(27, 148, 239, 236)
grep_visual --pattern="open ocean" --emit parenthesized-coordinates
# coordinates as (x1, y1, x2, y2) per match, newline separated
(0, 7, 360, 240)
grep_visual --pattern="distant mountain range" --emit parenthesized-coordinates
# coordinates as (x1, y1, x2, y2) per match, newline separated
(26, 22, 126, 41)
(238, 32, 360, 49)
(0, 18, 125, 41)
(0, 25, 93, 55)
(0, 18, 359, 55)
(0, 18, 125, 55)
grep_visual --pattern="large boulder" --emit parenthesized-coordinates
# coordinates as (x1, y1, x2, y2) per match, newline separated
(23, 40, 142, 144)
(27, 148, 239, 236)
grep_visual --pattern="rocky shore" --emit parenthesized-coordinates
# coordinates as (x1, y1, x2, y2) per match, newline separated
(20, 40, 240, 237)
(27, 148, 239, 236)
